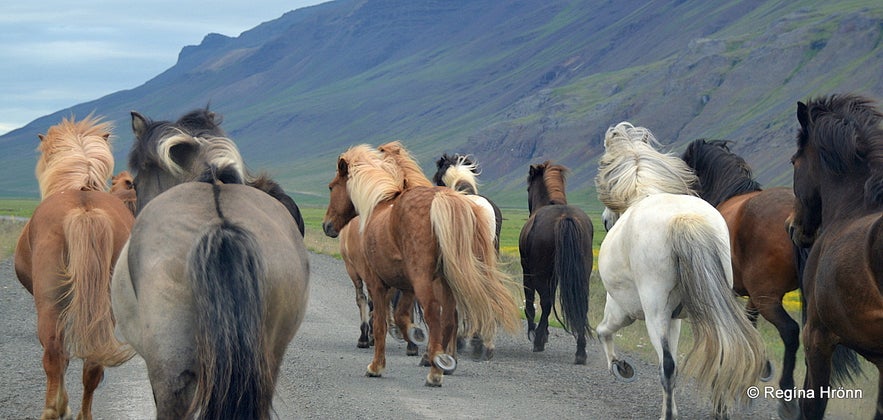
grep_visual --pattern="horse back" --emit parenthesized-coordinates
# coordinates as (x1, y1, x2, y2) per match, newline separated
(16, 190, 134, 296)
(717, 188, 797, 296)
(519, 205, 593, 274)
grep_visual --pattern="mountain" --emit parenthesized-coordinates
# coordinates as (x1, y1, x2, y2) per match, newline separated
(2, 0, 881, 208)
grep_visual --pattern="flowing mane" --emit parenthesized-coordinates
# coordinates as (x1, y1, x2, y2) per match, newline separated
(528, 161, 568, 208)
(341, 144, 404, 231)
(595, 122, 697, 213)
(377, 141, 433, 189)
(435, 154, 479, 194)
(681, 139, 762, 207)
(798, 93, 883, 207)
(36, 115, 115, 199)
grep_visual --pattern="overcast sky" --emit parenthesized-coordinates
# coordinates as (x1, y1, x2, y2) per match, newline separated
(0, 0, 327, 135)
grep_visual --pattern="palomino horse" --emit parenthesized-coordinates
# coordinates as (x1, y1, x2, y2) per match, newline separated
(339, 215, 424, 354)
(14, 116, 135, 420)
(681, 139, 799, 418)
(111, 108, 309, 419)
(110, 171, 137, 215)
(595, 122, 766, 419)
(322, 143, 519, 386)
(788, 94, 883, 419)
(519, 161, 593, 364)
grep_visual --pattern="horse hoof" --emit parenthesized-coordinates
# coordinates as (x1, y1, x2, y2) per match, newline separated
(612, 359, 636, 383)
(532, 343, 545, 352)
(419, 354, 431, 367)
(777, 398, 800, 420)
(760, 360, 775, 382)
(389, 326, 404, 342)
(357, 340, 370, 349)
(483, 347, 494, 361)
(406, 342, 419, 356)
(425, 374, 443, 387)
(574, 353, 587, 365)
(434, 353, 457, 372)
(408, 325, 427, 345)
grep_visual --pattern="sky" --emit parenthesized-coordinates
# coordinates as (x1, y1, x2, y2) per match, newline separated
(0, 0, 327, 135)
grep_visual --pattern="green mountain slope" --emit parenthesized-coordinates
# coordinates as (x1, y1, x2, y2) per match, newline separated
(1, 0, 881, 208)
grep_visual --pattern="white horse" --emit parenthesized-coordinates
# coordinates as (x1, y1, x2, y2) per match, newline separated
(594, 122, 766, 419)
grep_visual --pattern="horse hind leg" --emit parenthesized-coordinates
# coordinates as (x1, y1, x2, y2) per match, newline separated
(596, 294, 636, 382)
(354, 279, 371, 349)
(533, 285, 553, 353)
(37, 305, 72, 420)
(750, 298, 800, 419)
(77, 360, 104, 420)
(645, 313, 681, 420)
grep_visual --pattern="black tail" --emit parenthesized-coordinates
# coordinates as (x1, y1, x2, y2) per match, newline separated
(187, 190, 271, 418)
(553, 217, 591, 336)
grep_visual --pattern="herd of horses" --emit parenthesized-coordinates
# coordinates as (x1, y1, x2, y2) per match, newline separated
(10, 92, 882, 419)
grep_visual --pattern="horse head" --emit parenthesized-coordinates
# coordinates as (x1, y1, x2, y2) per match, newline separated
(434, 153, 479, 194)
(323, 155, 357, 238)
(128, 108, 244, 213)
(526, 161, 568, 215)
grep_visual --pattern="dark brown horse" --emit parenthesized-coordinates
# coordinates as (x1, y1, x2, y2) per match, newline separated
(519, 161, 593, 364)
(15, 116, 135, 420)
(681, 139, 799, 418)
(112, 108, 309, 419)
(322, 143, 520, 386)
(788, 93, 883, 419)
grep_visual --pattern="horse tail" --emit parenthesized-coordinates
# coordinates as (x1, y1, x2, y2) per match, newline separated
(669, 214, 766, 415)
(553, 217, 590, 337)
(59, 207, 134, 366)
(187, 204, 272, 419)
(430, 190, 520, 340)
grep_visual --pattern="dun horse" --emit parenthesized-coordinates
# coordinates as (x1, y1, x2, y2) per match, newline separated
(322, 143, 519, 386)
(595, 122, 766, 419)
(681, 139, 799, 418)
(788, 94, 883, 419)
(519, 161, 593, 364)
(111, 108, 309, 418)
(15, 116, 135, 420)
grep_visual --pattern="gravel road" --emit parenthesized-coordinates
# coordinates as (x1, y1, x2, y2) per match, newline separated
(0, 253, 787, 420)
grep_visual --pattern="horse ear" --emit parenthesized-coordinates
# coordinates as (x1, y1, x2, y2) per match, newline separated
(797, 101, 809, 129)
(337, 157, 349, 177)
(37, 134, 45, 142)
(102, 133, 111, 141)
(131, 111, 148, 139)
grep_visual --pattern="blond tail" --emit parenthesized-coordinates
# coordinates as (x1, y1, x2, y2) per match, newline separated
(60, 208, 134, 366)
(429, 190, 520, 340)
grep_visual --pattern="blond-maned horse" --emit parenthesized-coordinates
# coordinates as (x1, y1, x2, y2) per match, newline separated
(322, 143, 519, 386)
(595, 122, 766, 419)
(15, 116, 135, 420)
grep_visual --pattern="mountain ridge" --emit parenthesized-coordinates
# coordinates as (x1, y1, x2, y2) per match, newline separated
(1, 0, 881, 208)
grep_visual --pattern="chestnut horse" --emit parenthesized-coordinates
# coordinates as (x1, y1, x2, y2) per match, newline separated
(339, 215, 424, 354)
(322, 143, 519, 386)
(14, 116, 135, 420)
(111, 108, 309, 418)
(110, 171, 137, 215)
(788, 94, 883, 419)
(519, 161, 593, 364)
(681, 139, 798, 418)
